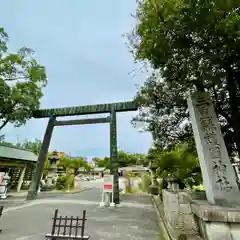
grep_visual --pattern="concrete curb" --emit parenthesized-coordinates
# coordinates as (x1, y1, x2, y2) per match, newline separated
(151, 196, 172, 240)
(41, 187, 91, 195)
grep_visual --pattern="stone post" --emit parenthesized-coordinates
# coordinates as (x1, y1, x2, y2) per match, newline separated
(110, 109, 119, 204)
(27, 116, 56, 200)
(16, 165, 27, 192)
(188, 92, 240, 206)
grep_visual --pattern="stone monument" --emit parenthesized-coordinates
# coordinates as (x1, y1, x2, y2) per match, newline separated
(188, 91, 240, 206)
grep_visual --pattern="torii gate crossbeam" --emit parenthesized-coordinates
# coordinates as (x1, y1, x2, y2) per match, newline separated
(26, 101, 138, 204)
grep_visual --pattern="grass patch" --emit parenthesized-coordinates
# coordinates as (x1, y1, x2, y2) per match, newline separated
(156, 231, 168, 240)
(192, 184, 205, 191)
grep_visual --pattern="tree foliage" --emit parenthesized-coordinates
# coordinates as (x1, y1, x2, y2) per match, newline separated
(149, 143, 202, 188)
(58, 156, 89, 176)
(0, 28, 47, 130)
(129, 0, 240, 157)
(92, 156, 110, 169)
(15, 138, 42, 155)
(92, 151, 147, 169)
(0, 134, 15, 146)
(0, 135, 148, 174)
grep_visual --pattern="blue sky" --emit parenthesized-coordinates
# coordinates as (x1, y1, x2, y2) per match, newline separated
(1, 0, 152, 158)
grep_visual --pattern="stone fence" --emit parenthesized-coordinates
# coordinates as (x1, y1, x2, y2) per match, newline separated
(161, 189, 240, 240)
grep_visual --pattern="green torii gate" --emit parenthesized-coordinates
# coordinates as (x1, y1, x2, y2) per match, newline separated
(26, 101, 138, 204)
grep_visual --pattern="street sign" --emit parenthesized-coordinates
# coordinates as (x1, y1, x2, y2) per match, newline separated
(100, 174, 115, 207)
(103, 175, 113, 193)
(0, 173, 4, 185)
(104, 184, 112, 190)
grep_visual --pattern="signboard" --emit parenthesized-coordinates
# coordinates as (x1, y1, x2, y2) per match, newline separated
(0, 172, 6, 197)
(0, 172, 4, 185)
(100, 174, 115, 207)
(103, 175, 113, 193)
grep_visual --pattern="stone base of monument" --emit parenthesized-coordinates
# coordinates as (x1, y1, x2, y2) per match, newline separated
(192, 200, 240, 240)
(161, 189, 240, 240)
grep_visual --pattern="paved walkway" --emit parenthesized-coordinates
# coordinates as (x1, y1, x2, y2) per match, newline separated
(0, 189, 159, 240)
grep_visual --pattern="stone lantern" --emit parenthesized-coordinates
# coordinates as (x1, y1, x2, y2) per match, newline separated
(165, 175, 179, 191)
(0, 172, 11, 199)
(148, 159, 158, 185)
(147, 159, 159, 195)
(47, 151, 60, 185)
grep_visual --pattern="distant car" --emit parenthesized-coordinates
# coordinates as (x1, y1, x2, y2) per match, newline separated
(82, 177, 90, 181)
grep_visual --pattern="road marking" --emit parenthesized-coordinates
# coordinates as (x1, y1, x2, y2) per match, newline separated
(37, 199, 100, 205)
(14, 234, 39, 240)
(3, 199, 100, 214)
(2, 199, 153, 214)
(3, 201, 42, 214)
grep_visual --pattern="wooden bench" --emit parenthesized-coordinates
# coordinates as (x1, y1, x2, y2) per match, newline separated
(0, 206, 3, 233)
(45, 208, 90, 240)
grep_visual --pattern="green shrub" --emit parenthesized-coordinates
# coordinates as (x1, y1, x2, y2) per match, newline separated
(125, 184, 133, 194)
(41, 184, 55, 192)
(138, 182, 142, 192)
(141, 173, 152, 192)
(148, 185, 159, 195)
(125, 173, 133, 193)
(193, 184, 205, 191)
(56, 175, 67, 190)
(66, 174, 75, 189)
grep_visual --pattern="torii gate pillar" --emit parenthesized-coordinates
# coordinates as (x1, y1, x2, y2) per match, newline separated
(110, 109, 119, 204)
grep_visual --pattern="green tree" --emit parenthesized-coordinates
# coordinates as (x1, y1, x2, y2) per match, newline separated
(43, 153, 50, 176)
(58, 156, 88, 176)
(93, 152, 148, 169)
(16, 138, 42, 155)
(0, 134, 15, 146)
(118, 151, 145, 167)
(0, 28, 47, 130)
(150, 143, 202, 189)
(118, 151, 130, 167)
(129, 0, 240, 157)
(92, 157, 110, 168)
(130, 153, 148, 166)
(92, 157, 102, 166)
(83, 162, 93, 173)
(0, 135, 5, 142)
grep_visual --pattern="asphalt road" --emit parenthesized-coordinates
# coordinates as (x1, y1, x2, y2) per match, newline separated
(0, 179, 103, 209)
(0, 179, 159, 240)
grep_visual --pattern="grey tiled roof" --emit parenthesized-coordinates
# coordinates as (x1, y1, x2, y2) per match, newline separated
(0, 144, 38, 162)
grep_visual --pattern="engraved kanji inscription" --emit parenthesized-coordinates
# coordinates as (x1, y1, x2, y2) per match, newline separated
(196, 95, 210, 104)
(197, 103, 210, 117)
(200, 117, 214, 128)
(209, 146, 221, 159)
(203, 126, 217, 136)
(204, 135, 218, 145)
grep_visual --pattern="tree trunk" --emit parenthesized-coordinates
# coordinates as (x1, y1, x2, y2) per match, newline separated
(0, 119, 9, 131)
